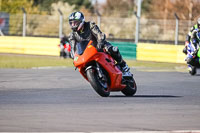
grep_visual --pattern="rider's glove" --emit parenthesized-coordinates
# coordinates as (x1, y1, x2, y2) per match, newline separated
(97, 42, 104, 51)
(185, 41, 189, 46)
(192, 49, 198, 58)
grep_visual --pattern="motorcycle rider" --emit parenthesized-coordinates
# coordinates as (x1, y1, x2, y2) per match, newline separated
(68, 11, 131, 76)
(185, 28, 200, 73)
(183, 17, 200, 54)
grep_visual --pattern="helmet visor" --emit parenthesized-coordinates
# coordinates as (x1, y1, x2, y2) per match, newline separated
(69, 20, 81, 28)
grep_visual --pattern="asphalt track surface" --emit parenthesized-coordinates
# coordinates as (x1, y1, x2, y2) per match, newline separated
(0, 67, 200, 132)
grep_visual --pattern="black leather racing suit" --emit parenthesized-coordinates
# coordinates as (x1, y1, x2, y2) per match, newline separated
(68, 21, 125, 66)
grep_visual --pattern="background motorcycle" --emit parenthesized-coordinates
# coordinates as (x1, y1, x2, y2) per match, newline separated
(186, 41, 200, 75)
(73, 40, 137, 97)
(58, 42, 71, 58)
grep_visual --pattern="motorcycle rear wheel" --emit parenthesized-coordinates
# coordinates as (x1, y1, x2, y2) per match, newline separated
(189, 66, 196, 75)
(86, 68, 110, 97)
(121, 77, 137, 96)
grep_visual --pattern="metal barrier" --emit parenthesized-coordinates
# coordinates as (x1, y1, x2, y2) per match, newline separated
(137, 43, 185, 63)
(0, 36, 186, 63)
(110, 41, 137, 59)
(0, 36, 60, 56)
(0, 12, 195, 44)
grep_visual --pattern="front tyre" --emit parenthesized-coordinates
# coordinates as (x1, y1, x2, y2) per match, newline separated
(121, 77, 137, 96)
(86, 68, 110, 97)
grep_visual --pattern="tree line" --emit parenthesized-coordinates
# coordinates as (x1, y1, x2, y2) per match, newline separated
(1, 0, 200, 20)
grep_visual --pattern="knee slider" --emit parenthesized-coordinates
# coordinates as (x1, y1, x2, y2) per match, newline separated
(108, 46, 119, 55)
(105, 45, 123, 64)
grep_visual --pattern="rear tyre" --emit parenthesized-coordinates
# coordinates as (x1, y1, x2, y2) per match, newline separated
(86, 68, 110, 97)
(121, 77, 137, 96)
(189, 66, 196, 75)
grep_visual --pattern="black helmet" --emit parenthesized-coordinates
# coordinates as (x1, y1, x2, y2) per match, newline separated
(69, 12, 85, 32)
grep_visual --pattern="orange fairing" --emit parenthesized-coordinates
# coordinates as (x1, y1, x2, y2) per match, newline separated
(73, 41, 126, 91)
(73, 41, 97, 67)
(94, 53, 126, 91)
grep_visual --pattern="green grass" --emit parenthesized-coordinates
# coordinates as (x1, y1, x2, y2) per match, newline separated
(126, 59, 186, 69)
(0, 54, 74, 69)
(0, 54, 187, 70)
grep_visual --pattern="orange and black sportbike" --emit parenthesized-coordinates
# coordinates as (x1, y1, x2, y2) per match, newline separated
(73, 40, 137, 97)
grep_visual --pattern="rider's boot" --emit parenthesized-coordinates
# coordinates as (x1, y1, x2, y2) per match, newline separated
(188, 64, 192, 71)
(105, 44, 132, 76)
(118, 60, 132, 77)
(110, 48, 132, 76)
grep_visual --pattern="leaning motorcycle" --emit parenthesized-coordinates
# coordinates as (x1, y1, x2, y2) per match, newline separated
(186, 42, 200, 75)
(73, 40, 137, 97)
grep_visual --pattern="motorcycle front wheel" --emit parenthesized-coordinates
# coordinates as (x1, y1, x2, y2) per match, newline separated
(86, 68, 110, 97)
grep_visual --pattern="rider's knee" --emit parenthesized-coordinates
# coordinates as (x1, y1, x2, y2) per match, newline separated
(105, 45, 119, 55)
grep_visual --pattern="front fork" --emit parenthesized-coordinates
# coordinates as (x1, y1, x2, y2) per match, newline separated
(96, 62, 107, 82)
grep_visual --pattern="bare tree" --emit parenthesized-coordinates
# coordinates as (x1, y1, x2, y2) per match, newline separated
(145, 0, 200, 20)
(101, 0, 135, 17)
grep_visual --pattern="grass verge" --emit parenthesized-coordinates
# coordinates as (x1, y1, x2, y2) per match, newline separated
(0, 54, 73, 68)
(0, 53, 187, 70)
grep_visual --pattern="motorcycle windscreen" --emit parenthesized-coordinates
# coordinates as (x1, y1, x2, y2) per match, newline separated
(75, 41, 89, 55)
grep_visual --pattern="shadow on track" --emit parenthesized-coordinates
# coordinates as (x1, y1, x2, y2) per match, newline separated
(109, 95, 182, 98)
